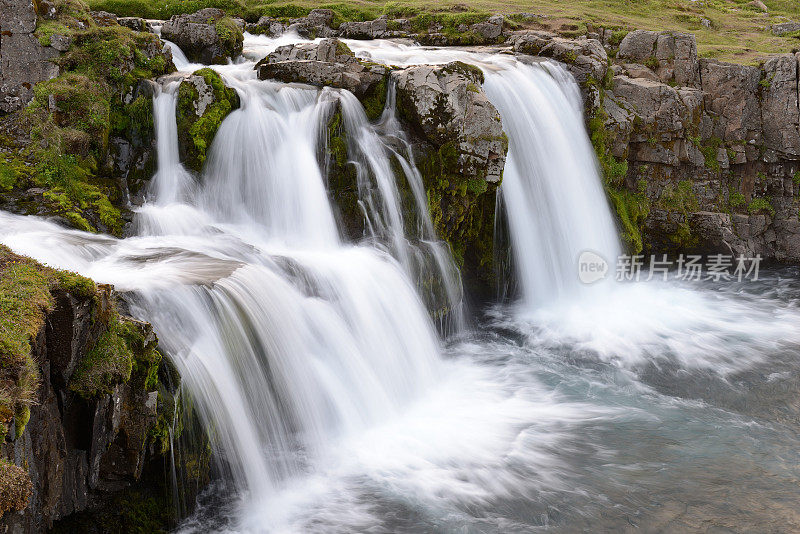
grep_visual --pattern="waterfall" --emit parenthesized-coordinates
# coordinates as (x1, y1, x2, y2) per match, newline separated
(482, 63, 622, 307)
(128, 70, 458, 505)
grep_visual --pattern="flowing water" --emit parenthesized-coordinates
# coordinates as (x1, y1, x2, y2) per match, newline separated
(2, 34, 800, 532)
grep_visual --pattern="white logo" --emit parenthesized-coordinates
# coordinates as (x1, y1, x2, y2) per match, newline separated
(578, 250, 608, 284)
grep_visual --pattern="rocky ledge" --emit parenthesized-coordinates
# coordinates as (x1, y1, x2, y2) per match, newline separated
(0, 246, 179, 533)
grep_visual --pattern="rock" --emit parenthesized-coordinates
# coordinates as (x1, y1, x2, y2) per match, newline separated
(512, 32, 607, 85)
(89, 10, 117, 27)
(699, 58, 762, 144)
(175, 68, 240, 172)
(255, 39, 387, 99)
(393, 61, 507, 183)
(117, 16, 153, 33)
(0, 273, 175, 533)
(338, 15, 388, 39)
(161, 8, 243, 64)
(618, 30, 700, 87)
(760, 54, 800, 156)
(246, 15, 284, 36)
(0, 0, 60, 113)
(306, 8, 335, 26)
(617, 29, 659, 60)
(771, 22, 800, 36)
(283, 8, 337, 38)
(470, 14, 504, 40)
(48, 33, 71, 51)
(622, 63, 660, 82)
(0, 0, 37, 33)
(602, 92, 635, 159)
(748, 0, 768, 12)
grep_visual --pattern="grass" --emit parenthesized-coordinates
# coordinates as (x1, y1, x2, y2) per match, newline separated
(86, 0, 800, 64)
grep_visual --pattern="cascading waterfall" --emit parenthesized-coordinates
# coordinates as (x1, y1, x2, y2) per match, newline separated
(3, 33, 800, 533)
(482, 63, 622, 306)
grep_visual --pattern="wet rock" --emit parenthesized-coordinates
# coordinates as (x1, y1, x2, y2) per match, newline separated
(175, 68, 240, 172)
(161, 8, 243, 64)
(255, 38, 387, 99)
(393, 61, 506, 183)
(0, 281, 171, 533)
(245, 15, 284, 36)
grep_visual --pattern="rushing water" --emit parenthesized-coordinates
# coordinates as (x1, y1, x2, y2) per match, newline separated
(2, 33, 800, 533)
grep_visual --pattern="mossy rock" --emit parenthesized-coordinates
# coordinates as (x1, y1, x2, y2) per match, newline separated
(176, 68, 241, 173)
(0, 245, 96, 438)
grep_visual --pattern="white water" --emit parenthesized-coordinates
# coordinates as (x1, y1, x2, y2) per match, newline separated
(3, 33, 800, 533)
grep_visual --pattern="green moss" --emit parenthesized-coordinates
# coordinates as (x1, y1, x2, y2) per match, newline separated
(644, 55, 660, 70)
(0, 246, 99, 436)
(70, 311, 160, 399)
(16, 20, 173, 236)
(176, 68, 240, 172)
(657, 179, 699, 213)
(562, 50, 578, 64)
(729, 191, 746, 208)
(441, 61, 484, 84)
(608, 29, 628, 47)
(215, 16, 244, 58)
(747, 196, 775, 216)
(359, 74, 388, 121)
(35, 20, 70, 47)
(607, 179, 650, 254)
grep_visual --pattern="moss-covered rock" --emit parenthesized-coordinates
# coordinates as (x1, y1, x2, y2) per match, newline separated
(391, 62, 507, 294)
(161, 8, 243, 64)
(0, 459, 32, 517)
(0, 10, 175, 236)
(175, 68, 240, 173)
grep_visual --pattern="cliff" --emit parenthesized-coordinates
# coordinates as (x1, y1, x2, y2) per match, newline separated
(0, 245, 179, 533)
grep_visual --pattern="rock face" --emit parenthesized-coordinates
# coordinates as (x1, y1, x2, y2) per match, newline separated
(510, 28, 800, 261)
(161, 8, 243, 64)
(0, 0, 60, 112)
(393, 62, 506, 184)
(392, 61, 508, 293)
(0, 251, 173, 533)
(338, 15, 388, 39)
(175, 68, 240, 172)
(617, 30, 700, 87)
(255, 38, 387, 99)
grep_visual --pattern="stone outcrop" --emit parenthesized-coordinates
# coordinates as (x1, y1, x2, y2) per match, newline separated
(174, 68, 240, 172)
(0, 0, 60, 112)
(511, 29, 800, 259)
(392, 61, 508, 294)
(255, 38, 387, 100)
(617, 30, 700, 88)
(338, 15, 388, 39)
(0, 248, 176, 533)
(393, 62, 506, 184)
(161, 8, 243, 64)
